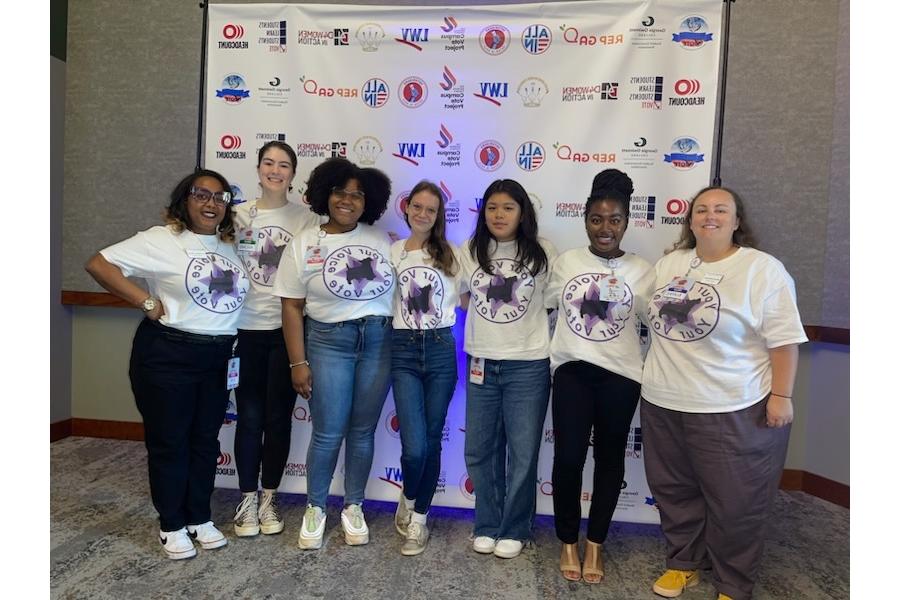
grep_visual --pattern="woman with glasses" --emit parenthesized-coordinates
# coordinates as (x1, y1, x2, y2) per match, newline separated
(85, 169, 250, 560)
(274, 157, 393, 550)
(230, 141, 320, 539)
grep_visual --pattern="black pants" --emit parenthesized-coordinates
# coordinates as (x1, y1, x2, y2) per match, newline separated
(551, 360, 640, 544)
(129, 319, 234, 532)
(233, 328, 296, 492)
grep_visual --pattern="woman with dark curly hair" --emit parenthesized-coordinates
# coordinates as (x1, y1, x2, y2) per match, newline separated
(85, 169, 250, 560)
(273, 157, 395, 550)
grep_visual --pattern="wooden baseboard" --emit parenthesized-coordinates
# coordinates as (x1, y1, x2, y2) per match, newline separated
(780, 468, 848, 508)
(50, 419, 72, 442)
(70, 418, 145, 441)
(779, 468, 804, 490)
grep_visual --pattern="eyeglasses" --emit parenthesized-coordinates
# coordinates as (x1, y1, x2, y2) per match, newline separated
(331, 187, 365, 202)
(190, 186, 232, 206)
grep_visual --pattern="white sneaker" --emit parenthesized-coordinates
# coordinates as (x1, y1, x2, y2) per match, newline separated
(394, 488, 412, 536)
(341, 504, 370, 546)
(298, 505, 325, 550)
(233, 492, 260, 537)
(493, 538, 523, 559)
(400, 521, 429, 556)
(473, 535, 496, 554)
(159, 527, 197, 560)
(258, 491, 284, 535)
(186, 521, 228, 550)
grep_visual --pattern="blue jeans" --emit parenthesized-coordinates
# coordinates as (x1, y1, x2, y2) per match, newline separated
(464, 356, 550, 541)
(304, 316, 392, 508)
(391, 328, 459, 514)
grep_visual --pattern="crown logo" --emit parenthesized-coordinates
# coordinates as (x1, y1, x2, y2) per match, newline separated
(356, 23, 385, 52)
(517, 77, 549, 107)
(353, 136, 383, 165)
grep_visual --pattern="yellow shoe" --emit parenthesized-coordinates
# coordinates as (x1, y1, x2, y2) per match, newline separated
(652, 569, 699, 598)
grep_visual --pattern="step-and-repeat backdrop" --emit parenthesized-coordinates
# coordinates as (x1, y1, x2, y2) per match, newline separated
(207, 0, 723, 524)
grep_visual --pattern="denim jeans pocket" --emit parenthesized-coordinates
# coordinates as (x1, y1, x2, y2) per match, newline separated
(306, 319, 339, 336)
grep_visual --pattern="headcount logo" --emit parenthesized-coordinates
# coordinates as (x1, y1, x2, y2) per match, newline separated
(522, 24, 552, 54)
(257, 20, 287, 53)
(628, 76, 664, 109)
(439, 65, 465, 111)
(217, 134, 246, 159)
(220, 24, 249, 49)
(670, 79, 706, 106)
(440, 16, 466, 52)
(661, 198, 689, 225)
(673, 16, 714, 49)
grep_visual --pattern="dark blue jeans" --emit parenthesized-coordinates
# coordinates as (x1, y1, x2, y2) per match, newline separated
(391, 328, 458, 514)
(464, 356, 550, 541)
(234, 328, 296, 492)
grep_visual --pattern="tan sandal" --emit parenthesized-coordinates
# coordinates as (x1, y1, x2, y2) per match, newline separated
(582, 540, 604, 584)
(559, 543, 581, 582)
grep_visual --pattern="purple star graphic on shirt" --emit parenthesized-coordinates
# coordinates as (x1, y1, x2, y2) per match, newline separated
(570, 282, 614, 336)
(477, 272, 522, 318)
(654, 297, 704, 335)
(198, 261, 242, 309)
(405, 279, 436, 328)
(253, 236, 286, 284)
(336, 256, 388, 295)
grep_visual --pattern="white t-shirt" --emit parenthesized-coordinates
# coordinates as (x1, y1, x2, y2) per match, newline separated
(390, 241, 461, 330)
(233, 200, 320, 330)
(99, 225, 250, 336)
(641, 247, 808, 413)
(545, 248, 654, 381)
(273, 223, 394, 323)
(459, 237, 558, 360)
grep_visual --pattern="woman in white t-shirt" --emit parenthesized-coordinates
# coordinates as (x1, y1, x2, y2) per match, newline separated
(389, 180, 461, 556)
(273, 157, 394, 551)
(641, 187, 807, 600)
(544, 169, 654, 584)
(459, 179, 557, 560)
(231, 142, 320, 539)
(85, 169, 250, 560)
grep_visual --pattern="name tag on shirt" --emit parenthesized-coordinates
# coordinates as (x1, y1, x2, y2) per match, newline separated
(700, 273, 724, 285)
(305, 245, 326, 269)
(226, 357, 240, 390)
(237, 230, 257, 254)
(469, 357, 485, 385)
(186, 249, 210, 259)
(599, 277, 626, 302)
(662, 277, 694, 300)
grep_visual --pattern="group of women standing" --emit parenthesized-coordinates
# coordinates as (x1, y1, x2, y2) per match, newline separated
(86, 148, 806, 600)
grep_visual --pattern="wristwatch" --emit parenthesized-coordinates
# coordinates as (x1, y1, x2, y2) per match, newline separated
(141, 297, 158, 313)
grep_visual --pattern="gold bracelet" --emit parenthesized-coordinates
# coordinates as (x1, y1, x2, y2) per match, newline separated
(289, 360, 309, 368)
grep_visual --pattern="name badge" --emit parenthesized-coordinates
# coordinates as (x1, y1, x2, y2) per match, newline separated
(700, 273, 724, 285)
(662, 277, 694, 300)
(186, 249, 209, 259)
(599, 277, 626, 302)
(226, 357, 240, 390)
(469, 357, 485, 385)
(237, 230, 257, 254)
(305, 245, 326, 269)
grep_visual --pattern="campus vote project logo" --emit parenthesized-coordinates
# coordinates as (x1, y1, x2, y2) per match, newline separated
(322, 245, 394, 300)
(561, 273, 634, 341)
(470, 258, 536, 323)
(239, 225, 294, 286)
(397, 265, 446, 329)
(185, 254, 249, 313)
(647, 281, 720, 341)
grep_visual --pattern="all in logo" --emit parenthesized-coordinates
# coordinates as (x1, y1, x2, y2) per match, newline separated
(392, 142, 425, 166)
(322, 245, 394, 300)
(661, 198, 689, 225)
(185, 254, 249, 313)
(673, 16, 714, 49)
(361, 78, 389, 108)
(356, 23, 385, 52)
(517, 77, 549, 107)
(474, 140, 505, 171)
(480, 25, 510, 55)
(670, 79, 706, 106)
(664, 137, 704, 170)
(561, 273, 634, 341)
(220, 24, 248, 49)
(522, 24, 552, 54)
(396, 27, 430, 51)
(470, 258, 536, 323)
(383, 410, 401, 439)
(238, 225, 294, 287)
(516, 141, 545, 171)
(217, 134, 246, 159)
(648, 280, 720, 342)
(459, 473, 476, 501)
(353, 136, 383, 165)
(216, 74, 250, 104)
(397, 266, 446, 329)
(474, 81, 508, 106)
(379, 466, 404, 488)
(398, 76, 428, 108)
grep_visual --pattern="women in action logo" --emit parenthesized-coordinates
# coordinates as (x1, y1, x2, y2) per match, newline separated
(185, 254, 249, 313)
(561, 273, 633, 341)
(397, 265, 445, 329)
(469, 258, 535, 323)
(322, 245, 394, 300)
(647, 282, 720, 342)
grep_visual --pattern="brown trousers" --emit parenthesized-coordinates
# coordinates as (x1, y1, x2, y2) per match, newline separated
(641, 397, 790, 600)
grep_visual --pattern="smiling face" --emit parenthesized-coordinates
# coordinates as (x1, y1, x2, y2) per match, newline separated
(405, 190, 440, 236)
(689, 188, 739, 248)
(327, 178, 365, 230)
(186, 175, 228, 235)
(257, 146, 295, 196)
(484, 192, 522, 242)
(585, 199, 627, 257)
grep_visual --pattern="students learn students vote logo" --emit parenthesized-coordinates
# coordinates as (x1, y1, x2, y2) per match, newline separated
(397, 266, 445, 328)
(185, 254, 249, 313)
(647, 282, 720, 342)
(470, 258, 535, 324)
(240, 225, 293, 286)
(561, 273, 633, 341)
(322, 245, 394, 300)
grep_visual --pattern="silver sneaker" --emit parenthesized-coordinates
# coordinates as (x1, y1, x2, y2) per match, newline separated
(258, 491, 284, 535)
(394, 488, 412, 536)
(341, 503, 369, 546)
(400, 521, 429, 556)
(233, 492, 260, 537)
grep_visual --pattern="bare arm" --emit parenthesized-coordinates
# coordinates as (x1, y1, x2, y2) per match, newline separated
(766, 344, 800, 428)
(84, 253, 164, 320)
(281, 297, 311, 399)
(459, 291, 470, 311)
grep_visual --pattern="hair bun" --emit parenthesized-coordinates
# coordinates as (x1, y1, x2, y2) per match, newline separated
(589, 169, 633, 199)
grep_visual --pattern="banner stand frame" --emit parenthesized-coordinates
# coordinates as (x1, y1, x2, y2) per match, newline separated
(195, 1, 210, 171)
(712, 0, 736, 186)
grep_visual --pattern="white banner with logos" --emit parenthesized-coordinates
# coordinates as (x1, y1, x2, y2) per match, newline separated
(207, 0, 723, 524)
